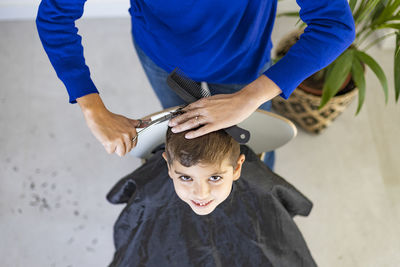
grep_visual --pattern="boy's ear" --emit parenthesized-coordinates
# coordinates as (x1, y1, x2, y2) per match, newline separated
(233, 154, 245, 181)
(162, 152, 173, 178)
(162, 152, 170, 168)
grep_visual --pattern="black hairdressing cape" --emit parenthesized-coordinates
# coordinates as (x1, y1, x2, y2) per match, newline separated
(106, 145, 317, 267)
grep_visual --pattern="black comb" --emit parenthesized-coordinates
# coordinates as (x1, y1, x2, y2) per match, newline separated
(167, 67, 250, 144)
(167, 68, 211, 102)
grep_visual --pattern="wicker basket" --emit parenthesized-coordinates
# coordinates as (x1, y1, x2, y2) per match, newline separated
(272, 88, 358, 134)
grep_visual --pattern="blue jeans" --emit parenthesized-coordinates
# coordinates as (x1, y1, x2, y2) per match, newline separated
(132, 37, 275, 170)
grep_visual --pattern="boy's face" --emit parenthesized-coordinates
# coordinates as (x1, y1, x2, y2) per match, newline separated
(162, 153, 245, 216)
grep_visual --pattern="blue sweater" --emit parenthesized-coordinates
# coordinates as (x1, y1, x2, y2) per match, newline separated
(36, 0, 355, 103)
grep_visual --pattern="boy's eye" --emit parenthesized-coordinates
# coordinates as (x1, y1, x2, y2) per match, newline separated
(178, 175, 192, 181)
(209, 176, 222, 182)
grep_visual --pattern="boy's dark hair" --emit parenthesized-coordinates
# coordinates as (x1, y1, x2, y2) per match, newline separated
(165, 127, 240, 167)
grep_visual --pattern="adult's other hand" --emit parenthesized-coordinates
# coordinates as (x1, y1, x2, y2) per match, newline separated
(168, 75, 282, 139)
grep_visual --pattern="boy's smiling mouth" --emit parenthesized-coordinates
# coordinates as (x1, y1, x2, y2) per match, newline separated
(191, 199, 214, 207)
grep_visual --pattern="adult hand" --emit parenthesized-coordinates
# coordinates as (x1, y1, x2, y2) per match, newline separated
(77, 93, 143, 157)
(168, 75, 282, 139)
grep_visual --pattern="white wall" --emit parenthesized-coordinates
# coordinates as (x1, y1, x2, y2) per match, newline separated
(0, 0, 393, 49)
(0, 0, 130, 21)
(0, 0, 300, 21)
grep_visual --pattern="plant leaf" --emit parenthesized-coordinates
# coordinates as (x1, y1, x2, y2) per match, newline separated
(277, 12, 300, 18)
(373, 0, 400, 26)
(353, 0, 368, 22)
(349, 0, 358, 12)
(376, 23, 400, 30)
(295, 21, 307, 28)
(355, 0, 380, 24)
(370, 0, 387, 23)
(363, 31, 396, 51)
(352, 57, 366, 115)
(319, 49, 354, 109)
(385, 14, 400, 23)
(395, 32, 400, 102)
(354, 50, 389, 103)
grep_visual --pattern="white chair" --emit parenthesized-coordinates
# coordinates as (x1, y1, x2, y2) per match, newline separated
(130, 106, 297, 159)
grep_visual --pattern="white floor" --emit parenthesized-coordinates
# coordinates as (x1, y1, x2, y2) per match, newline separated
(1, 17, 399, 267)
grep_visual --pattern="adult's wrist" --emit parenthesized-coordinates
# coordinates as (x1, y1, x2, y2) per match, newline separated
(76, 93, 107, 117)
(240, 75, 282, 107)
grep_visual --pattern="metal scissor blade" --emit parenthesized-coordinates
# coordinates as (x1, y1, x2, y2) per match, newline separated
(136, 114, 171, 129)
(138, 107, 184, 128)
(132, 107, 185, 143)
(146, 112, 176, 126)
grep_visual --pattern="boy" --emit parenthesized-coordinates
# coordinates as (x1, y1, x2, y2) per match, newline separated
(163, 126, 245, 216)
(107, 128, 316, 266)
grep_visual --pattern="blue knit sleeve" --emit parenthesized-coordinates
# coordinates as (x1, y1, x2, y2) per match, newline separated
(36, 0, 99, 103)
(264, 0, 356, 99)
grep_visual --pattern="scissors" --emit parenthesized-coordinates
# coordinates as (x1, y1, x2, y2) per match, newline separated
(132, 107, 185, 143)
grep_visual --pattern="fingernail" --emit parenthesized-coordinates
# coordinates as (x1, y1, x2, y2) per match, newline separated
(185, 133, 193, 139)
(169, 121, 176, 127)
(171, 127, 177, 133)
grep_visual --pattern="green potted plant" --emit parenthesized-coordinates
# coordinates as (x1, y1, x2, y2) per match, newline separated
(272, 0, 400, 134)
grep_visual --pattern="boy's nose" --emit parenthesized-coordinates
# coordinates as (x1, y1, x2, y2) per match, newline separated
(193, 182, 210, 199)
